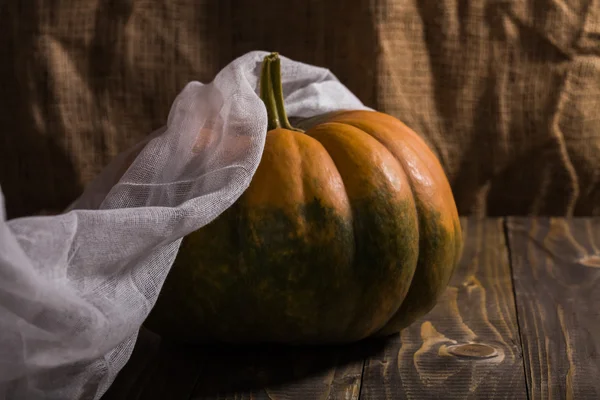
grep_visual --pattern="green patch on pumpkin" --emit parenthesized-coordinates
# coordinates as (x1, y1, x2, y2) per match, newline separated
(144, 190, 445, 345)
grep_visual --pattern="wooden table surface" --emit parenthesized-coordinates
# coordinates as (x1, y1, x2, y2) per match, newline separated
(102, 217, 600, 400)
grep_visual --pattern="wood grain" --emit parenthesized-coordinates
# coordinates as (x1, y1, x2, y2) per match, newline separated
(359, 218, 528, 399)
(189, 341, 374, 400)
(507, 217, 600, 400)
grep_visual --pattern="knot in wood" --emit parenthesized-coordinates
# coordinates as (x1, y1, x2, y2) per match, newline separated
(446, 343, 498, 359)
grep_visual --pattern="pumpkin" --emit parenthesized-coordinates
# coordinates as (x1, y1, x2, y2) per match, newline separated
(144, 53, 463, 344)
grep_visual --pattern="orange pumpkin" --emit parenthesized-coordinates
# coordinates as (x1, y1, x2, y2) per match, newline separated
(145, 53, 462, 344)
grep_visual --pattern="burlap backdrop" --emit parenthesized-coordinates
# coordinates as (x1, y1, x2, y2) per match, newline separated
(1, 0, 599, 219)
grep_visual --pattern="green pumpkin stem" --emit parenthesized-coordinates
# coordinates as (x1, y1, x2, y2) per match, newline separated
(260, 52, 302, 132)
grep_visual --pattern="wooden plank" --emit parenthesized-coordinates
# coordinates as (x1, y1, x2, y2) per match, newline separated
(102, 328, 203, 400)
(359, 218, 528, 399)
(189, 341, 370, 400)
(506, 217, 600, 399)
(103, 327, 367, 400)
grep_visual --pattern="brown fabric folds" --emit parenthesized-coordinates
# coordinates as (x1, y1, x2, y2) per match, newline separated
(1, 0, 599, 218)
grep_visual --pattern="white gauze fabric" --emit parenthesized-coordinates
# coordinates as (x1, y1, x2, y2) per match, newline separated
(0, 51, 370, 400)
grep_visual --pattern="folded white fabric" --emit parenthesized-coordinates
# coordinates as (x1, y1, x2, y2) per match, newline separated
(0, 51, 369, 400)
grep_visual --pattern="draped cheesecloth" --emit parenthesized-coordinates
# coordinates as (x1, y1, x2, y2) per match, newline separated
(0, 51, 370, 400)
